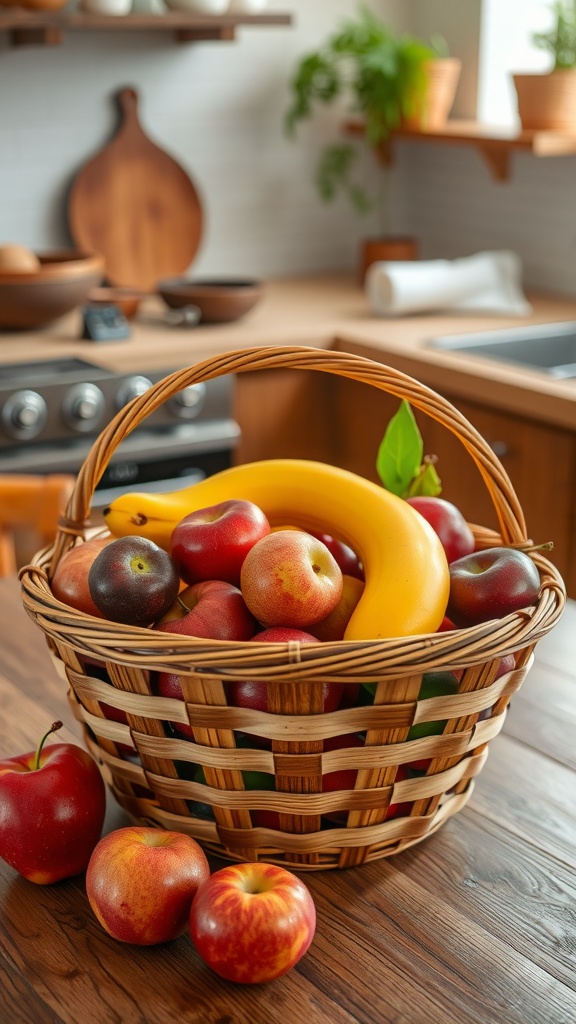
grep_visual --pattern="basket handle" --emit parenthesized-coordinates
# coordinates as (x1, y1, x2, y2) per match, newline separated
(53, 345, 528, 567)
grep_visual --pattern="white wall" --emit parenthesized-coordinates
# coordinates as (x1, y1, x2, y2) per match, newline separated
(0, 0, 397, 279)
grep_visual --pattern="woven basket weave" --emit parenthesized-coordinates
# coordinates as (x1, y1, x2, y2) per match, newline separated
(20, 346, 565, 870)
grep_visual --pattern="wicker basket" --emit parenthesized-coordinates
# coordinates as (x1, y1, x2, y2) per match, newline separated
(20, 346, 565, 870)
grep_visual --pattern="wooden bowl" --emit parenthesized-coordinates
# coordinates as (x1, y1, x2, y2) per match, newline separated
(0, 249, 105, 330)
(157, 278, 263, 324)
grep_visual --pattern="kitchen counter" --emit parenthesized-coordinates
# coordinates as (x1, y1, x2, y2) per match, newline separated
(0, 574, 574, 1024)
(3, 273, 576, 429)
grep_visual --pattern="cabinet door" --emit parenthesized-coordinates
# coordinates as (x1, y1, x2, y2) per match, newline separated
(233, 368, 337, 466)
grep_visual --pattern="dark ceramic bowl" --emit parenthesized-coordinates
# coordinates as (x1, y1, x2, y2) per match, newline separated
(0, 249, 105, 330)
(157, 277, 263, 324)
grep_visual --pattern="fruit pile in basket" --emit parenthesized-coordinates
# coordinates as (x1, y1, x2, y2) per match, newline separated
(51, 398, 542, 644)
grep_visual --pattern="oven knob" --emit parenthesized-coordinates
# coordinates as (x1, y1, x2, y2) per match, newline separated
(2, 390, 48, 440)
(63, 383, 106, 432)
(116, 376, 153, 410)
(169, 382, 207, 419)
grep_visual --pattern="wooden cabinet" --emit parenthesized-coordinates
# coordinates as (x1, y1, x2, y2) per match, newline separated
(233, 367, 336, 467)
(329, 373, 576, 595)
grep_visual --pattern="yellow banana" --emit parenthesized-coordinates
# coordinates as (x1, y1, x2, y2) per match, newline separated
(102, 459, 449, 641)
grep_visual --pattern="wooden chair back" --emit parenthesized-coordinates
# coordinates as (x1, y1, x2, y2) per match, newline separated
(0, 474, 76, 577)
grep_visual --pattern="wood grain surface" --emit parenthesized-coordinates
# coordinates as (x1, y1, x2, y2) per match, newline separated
(68, 87, 203, 291)
(0, 578, 575, 1024)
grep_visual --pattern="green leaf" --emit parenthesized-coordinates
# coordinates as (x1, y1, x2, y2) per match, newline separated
(376, 400, 423, 497)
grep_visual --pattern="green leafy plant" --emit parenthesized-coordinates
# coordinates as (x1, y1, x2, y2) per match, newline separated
(376, 400, 441, 498)
(532, 1, 576, 69)
(284, 6, 442, 213)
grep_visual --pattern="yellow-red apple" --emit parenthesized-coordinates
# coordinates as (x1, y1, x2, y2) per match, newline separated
(189, 862, 316, 983)
(51, 536, 112, 617)
(240, 530, 343, 629)
(86, 826, 210, 945)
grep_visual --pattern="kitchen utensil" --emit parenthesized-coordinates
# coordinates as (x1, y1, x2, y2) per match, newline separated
(68, 87, 203, 292)
(0, 250, 104, 330)
(157, 277, 262, 322)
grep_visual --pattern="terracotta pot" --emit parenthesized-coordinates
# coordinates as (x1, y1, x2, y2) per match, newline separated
(359, 237, 419, 285)
(404, 58, 462, 131)
(513, 71, 576, 131)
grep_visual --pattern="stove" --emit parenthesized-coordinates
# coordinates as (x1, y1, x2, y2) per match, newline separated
(0, 357, 239, 506)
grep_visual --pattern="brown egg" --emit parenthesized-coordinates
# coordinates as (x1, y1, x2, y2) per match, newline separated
(0, 244, 41, 274)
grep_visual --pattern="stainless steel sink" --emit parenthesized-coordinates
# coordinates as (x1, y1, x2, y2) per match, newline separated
(428, 321, 576, 379)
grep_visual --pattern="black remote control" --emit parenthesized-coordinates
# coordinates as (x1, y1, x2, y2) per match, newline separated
(82, 304, 131, 342)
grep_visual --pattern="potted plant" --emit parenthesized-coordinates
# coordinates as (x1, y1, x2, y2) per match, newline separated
(284, 6, 460, 278)
(513, 0, 576, 130)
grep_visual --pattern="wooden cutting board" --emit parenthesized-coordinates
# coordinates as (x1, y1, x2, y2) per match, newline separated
(68, 87, 203, 291)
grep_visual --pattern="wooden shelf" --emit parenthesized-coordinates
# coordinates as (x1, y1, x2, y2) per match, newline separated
(0, 9, 292, 48)
(344, 118, 576, 181)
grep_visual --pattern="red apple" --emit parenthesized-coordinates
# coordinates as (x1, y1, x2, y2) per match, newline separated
(155, 671, 194, 740)
(240, 530, 343, 629)
(252, 734, 366, 830)
(407, 496, 475, 564)
(447, 546, 541, 628)
(170, 499, 270, 587)
(477, 653, 517, 722)
(312, 574, 365, 642)
(51, 536, 112, 617)
(189, 862, 316, 983)
(86, 826, 210, 945)
(0, 721, 106, 884)
(88, 535, 180, 627)
(307, 530, 364, 580)
(155, 580, 257, 641)
(228, 628, 343, 728)
(437, 615, 457, 632)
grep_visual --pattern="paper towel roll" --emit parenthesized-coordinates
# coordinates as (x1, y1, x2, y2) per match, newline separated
(366, 251, 532, 317)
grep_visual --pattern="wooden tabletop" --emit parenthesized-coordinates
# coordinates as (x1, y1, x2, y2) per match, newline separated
(0, 576, 575, 1024)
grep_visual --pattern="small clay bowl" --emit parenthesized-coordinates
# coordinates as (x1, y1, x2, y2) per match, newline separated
(157, 278, 263, 324)
(86, 286, 144, 320)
